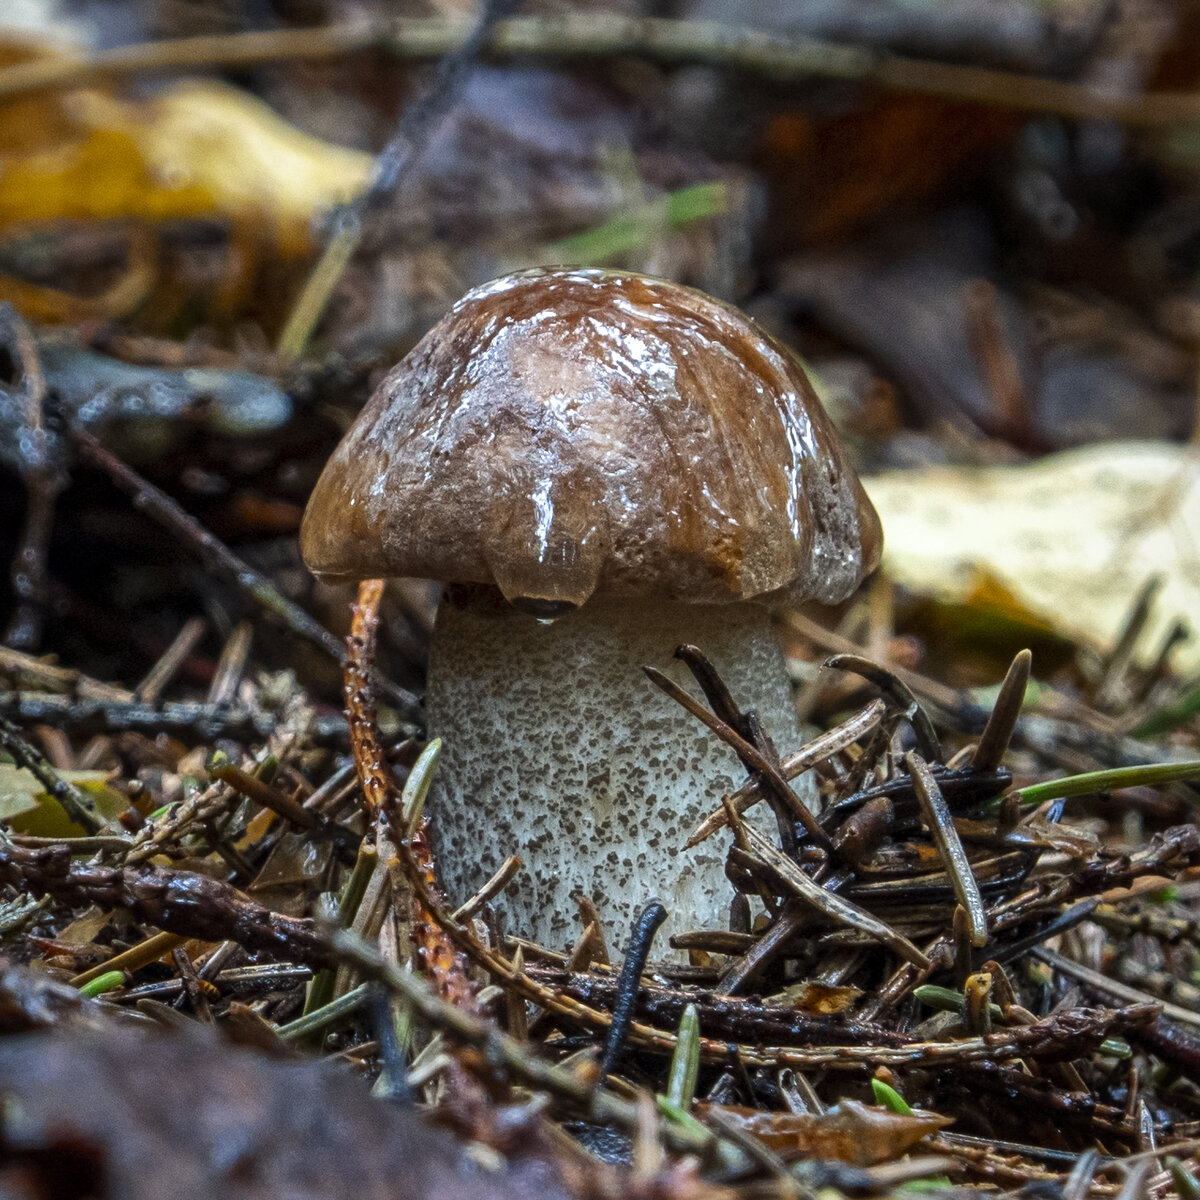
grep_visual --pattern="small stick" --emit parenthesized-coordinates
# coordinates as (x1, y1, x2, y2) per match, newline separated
(12, 835, 130, 852)
(450, 855, 522, 922)
(972, 650, 1031, 771)
(0, 645, 132, 702)
(1, 840, 338, 969)
(784, 610, 965, 713)
(1033, 947, 1200, 1030)
(1, 306, 56, 651)
(826, 654, 942, 762)
(1095, 577, 1161, 709)
(1091, 902, 1200, 949)
(2, 15, 1200, 127)
(673, 643, 746, 730)
(196, 940, 240, 982)
(344, 579, 395, 819)
(952, 905, 973, 990)
(303, 759, 359, 813)
(717, 896, 810, 995)
(210, 761, 358, 863)
(965, 279, 1032, 444)
(908, 751, 987, 948)
(643, 664, 834, 853)
(172, 945, 214, 1023)
(505, 945, 529, 1041)
(600, 898, 668, 1078)
(123, 963, 312, 1001)
(0, 692, 349, 746)
(345, 580, 472, 1010)
(577, 895, 612, 966)
(277, 981, 373, 1041)
(70, 430, 420, 719)
(276, 0, 520, 360)
(673, 644, 811, 854)
(730, 811, 931, 969)
(671, 930, 756, 955)
(135, 617, 206, 704)
(686, 699, 885, 846)
(564, 921, 606, 974)
(742, 710, 799, 858)
(206, 620, 254, 706)
(370, 984, 412, 1105)
(70, 929, 187, 988)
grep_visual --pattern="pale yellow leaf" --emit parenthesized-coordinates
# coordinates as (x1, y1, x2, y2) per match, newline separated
(0, 763, 129, 835)
(865, 441, 1200, 672)
(0, 36, 372, 256)
(92, 81, 373, 257)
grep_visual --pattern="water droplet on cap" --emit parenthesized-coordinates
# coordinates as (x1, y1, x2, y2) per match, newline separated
(508, 596, 579, 623)
(483, 470, 609, 619)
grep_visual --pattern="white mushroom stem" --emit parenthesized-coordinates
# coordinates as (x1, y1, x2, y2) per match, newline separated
(425, 588, 807, 953)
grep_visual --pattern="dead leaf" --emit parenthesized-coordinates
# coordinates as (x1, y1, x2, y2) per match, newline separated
(0, 51, 371, 250)
(696, 1099, 950, 1166)
(0, 36, 373, 321)
(761, 980, 862, 1015)
(0, 762, 128, 835)
(866, 442, 1200, 673)
(55, 906, 110, 946)
(79, 82, 373, 258)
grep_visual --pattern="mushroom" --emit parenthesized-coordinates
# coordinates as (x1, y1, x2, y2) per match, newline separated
(301, 268, 881, 949)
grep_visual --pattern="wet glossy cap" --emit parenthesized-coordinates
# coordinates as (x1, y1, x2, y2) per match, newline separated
(300, 268, 881, 612)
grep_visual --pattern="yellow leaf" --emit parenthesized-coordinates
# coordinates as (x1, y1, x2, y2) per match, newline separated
(79, 82, 373, 257)
(0, 37, 372, 254)
(240, 805, 278, 847)
(866, 441, 1200, 672)
(0, 763, 129, 836)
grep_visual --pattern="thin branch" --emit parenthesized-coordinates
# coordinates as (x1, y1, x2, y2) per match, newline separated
(1033, 946, 1200, 1030)
(276, 0, 520, 359)
(643, 664, 834, 854)
(0, 840, 338, 968)
(825, 654, 942, 763)
(1, 304, 57, 650)
(686, 698, 886, 848)
(730, 817, 931, 970)
(210, 760, 358, 864)
(2, 15, 1200, 126)
(134, 617, 206, 705)
(0, 691, 349, 746)
(70, 430, 420, 720)
(344, 578, 395, 819)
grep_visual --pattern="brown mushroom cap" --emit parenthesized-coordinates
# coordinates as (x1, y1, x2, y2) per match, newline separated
(300, 268, 881, 610)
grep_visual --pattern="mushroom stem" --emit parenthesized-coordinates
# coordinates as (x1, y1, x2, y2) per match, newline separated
(425, 587, 805, 952)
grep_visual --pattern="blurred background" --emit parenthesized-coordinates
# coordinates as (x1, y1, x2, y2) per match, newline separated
(0, 0, 1197, 713)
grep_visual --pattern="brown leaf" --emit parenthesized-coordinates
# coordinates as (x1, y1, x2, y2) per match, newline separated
(695, 1099, 950, 1166)
(761, 980, 862, 1015)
